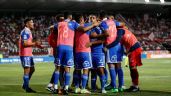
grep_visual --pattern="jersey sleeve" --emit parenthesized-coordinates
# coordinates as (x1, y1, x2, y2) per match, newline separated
(114, 20, 121, 27)
(21, 31, 30, 41)
(73, 22, 80, 30)
(53, 23, 58, 31)
(100, 21, 108, 31)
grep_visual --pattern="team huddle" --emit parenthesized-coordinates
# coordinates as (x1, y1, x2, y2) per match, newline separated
(19, 11, 143, 95)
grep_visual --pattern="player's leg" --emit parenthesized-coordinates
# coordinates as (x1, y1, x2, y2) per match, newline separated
(91, 69, 97, 91)
(21, 56, 36, 93)
(80, 52, 92, 94)
(29, 66, 35, 80)
(105, 48, 117, 92)
(53, 46, 63, 94)
(115, 44, 125, 92)
(104, 66, 109, 87)
(63, 49, 74, 95)
(74, 53, 83, 94)
(98, 67, 107, 93)
(115, 63, 124, 92)
(74, 69, 82, 93)
(127, 48, 142, 92)
(94, 53, 106, 93)
(46, 71, 55, 92)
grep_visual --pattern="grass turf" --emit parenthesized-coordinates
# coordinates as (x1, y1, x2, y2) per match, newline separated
(0, 58, 171, 96)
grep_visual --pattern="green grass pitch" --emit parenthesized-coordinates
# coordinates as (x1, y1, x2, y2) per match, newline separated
(0, 58, 171, 96)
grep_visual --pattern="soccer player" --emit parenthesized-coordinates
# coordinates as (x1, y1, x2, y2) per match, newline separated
(88, 14, 107, 93)
(74, 14, 95, 94)
(104, 26, 143, 92)
(46, 26, 58, 92)
(98, 12, 125, 93)
(19, 18, 42, 93)
(50, 14, 99, 95)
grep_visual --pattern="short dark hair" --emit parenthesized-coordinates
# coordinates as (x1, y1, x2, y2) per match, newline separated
(56, 14, 64, 21)
(74, 13, 84, 23)
(24, 18, 32, 24)
(99, 10, 107, 18)
(64, 12, 72, 19)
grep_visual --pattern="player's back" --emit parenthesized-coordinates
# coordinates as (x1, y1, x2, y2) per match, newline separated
(75, 23, 91, 53)
(56, 21, 76, 47)
(120, 28, 138, 50)
(19, 27, 33, 56)
(102, 19, 117, 45)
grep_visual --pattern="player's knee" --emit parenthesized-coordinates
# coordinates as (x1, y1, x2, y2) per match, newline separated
(130, 66, 137, 70)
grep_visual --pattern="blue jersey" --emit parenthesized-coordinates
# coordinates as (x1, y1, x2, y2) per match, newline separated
(91, 26, 104, 54)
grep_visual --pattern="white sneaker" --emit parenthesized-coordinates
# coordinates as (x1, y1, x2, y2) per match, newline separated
(81, 89, 91, 94)
(102, 89, 107, 93)
(75, 88, 81, 93)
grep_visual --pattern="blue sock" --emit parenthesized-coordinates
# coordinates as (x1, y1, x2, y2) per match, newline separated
(82, 74, 88, 89)
(115, 68, 118, 76)
(74, 73, 80, 88)
(54, 71, 60, 88)
(91, 74, 97, 90)
(104, 68, 108, 84)
(109, 67, 116, 88)
(64, 72, 71, 88)
(50, 72, 55, 84)
(117, 67, 124, 88)
(100, 74, 106, 90)
(23, 74, 29, 89)
(73, 72, 77, 86)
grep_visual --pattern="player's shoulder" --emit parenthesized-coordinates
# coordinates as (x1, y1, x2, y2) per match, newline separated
(100, 20, 107, 26)
(21, 28, 30, 35)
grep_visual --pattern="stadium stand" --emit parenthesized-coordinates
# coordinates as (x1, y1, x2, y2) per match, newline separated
(0, 13, 171, 56)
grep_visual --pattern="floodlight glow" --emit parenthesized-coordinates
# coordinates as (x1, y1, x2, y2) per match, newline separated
(112, 0, 117, 2)
(145, 0, 149, 3)
(160, 0, 165, 3)
(96, 0, 101, 2)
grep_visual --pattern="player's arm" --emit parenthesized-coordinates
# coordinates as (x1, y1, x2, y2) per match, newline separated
(106, 29, 125, 49)
(21, 32, 41, 48)
(115, 20, 125, 27)
(85, 40, 105, 48)
(90, 30, 109, 39)
(77, 22, 100, 32)
(86, 31, 105, 48)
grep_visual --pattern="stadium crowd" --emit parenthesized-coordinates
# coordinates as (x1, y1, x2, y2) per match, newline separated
(0, 14, 171, 56)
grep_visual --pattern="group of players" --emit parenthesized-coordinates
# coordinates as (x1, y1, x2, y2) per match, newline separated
(19, 11, 143, 95)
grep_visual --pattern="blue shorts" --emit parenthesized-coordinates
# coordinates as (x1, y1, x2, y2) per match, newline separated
(106, 43, 124, 63)
(75, 52, 92, 69)
(92, 53, 105, 69)
(54, 45, 74, 67)
(20, 56, 34, 68)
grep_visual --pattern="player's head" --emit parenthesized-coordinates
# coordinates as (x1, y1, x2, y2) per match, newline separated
(75, 14, 84, 24)
(64, 12, 72, 20)
(90, 14, 97, 23)
(24, 18, 34, 30)
(56, 14, 64, 22)
(108, 14, 114, 20)
(99, 10, 107, 20)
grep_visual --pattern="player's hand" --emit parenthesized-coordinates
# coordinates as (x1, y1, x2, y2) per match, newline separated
(35, 41, 41, 46)
(93, 21, 100, 27)
(85, 42, 92, 48)
(37, 45, 44, 49)
(103, 47, 108, 53)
